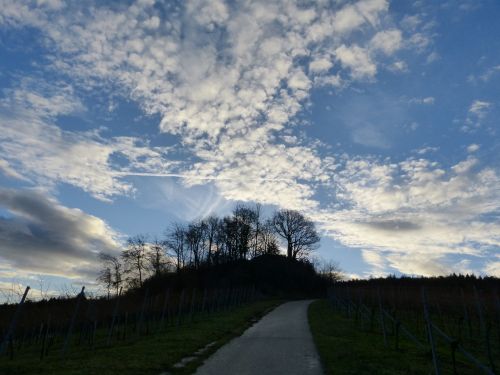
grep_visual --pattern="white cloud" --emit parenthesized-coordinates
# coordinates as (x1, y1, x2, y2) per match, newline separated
(315, 155, 500, 276)
(0, 159, 29, 181)
(389, 60, 408, 72)
(466, 143, 480, 153)
(2, 1, 495, 279)
(409, 33, 431, 52)
(400, 15, 421, 31)
(484, 256, 500, 277)
(352, 124, 390, 148)
(468, 100, 491, 118)
(309, 58, 333, 74)
(0, 81, 176, 201)
(186, 0, 229, 29)
(426, 51, 440, 64)
(462, 100, 492, 132)
(0, 0, 397, 210)
(370, 29, 402, 55)
(409, 96, 435, 105)
(335, 44, 377, 79)
(479, 65, 500, 82)
(415, 146, 438, 155)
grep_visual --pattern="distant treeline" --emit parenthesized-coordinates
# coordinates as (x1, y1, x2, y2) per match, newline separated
(97, 204, 321, 297)
(340, 273, 500, 289)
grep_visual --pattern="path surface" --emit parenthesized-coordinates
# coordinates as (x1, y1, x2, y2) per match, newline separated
(194, 300, 323, 375)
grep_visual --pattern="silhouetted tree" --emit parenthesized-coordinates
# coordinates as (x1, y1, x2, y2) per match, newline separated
(165, 223, 187, 272)
(186, 221, 206, 268)
(148, 237, 169, 276)
(314, 259, 343, 283)
(272, 209, 320, 260)
(233, 204, 257, 259)
(260, 220, 280, 255)
(203, 216, 220, 264)
(97, 264, 112, 299)
(122, 235, 148, 287)
(97, 252, 123, 297)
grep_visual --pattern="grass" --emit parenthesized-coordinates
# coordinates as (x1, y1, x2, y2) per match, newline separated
(0, 299, 281, 375)
(308, 299, 480, 375)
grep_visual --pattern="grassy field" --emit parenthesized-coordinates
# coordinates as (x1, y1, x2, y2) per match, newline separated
(309, 299, 449, 375)
(0, 299, 281, 375)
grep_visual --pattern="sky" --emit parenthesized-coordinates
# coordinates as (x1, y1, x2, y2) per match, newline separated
(0, 0, 499, 299)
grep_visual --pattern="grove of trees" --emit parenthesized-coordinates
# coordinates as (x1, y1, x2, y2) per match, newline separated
(97, 205, 321, 294)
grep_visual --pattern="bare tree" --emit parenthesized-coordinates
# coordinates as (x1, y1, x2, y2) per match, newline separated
(233, 204, 257, 259)
(185, 221, 207, 268)
(260, 220, 280, 255)
(98, 252, 123, 295)
(37, 277, 52, 300)
(314, 258, 344, 283)
(148, 237, 169, 276)
(165, 223, 187, 272)
(122, 235, 148, 288)
(97, 266, 113, 299)
(204, 216, 220, 264)
(250, 203, 262, 258)
(272, 209, 320, 260)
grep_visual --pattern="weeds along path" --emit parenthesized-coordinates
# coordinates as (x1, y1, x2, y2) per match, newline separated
(194, 300, 323, 375)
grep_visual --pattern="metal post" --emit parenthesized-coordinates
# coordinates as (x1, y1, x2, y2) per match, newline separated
(0, 286, 30, 357)
(137, 289, 149, 335)
(159, 288, 170, 331)
(40, 314, 51, 360)
(473, 286, 496, 373)
(201, 289, 208, 314)
(422, 287, 440, 375)
(61, 286, 85, 359)
(176, 289, 185, 326)
(107, 287, 122, 346)
(189, 289, 197, 322)
(377, 288, 388, 347)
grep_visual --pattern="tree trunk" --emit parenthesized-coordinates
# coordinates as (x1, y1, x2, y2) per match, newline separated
(287, 239, 292, 259)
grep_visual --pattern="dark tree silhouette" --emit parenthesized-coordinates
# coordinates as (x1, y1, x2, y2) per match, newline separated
(251, 203, 262, 258)
(97, 263, 112, 299)
(272, 209, 320, 260)
(97, 252, 123, 297)
(186, 221, 206, 268)
(165, 223, 187, 272)
(232, 204, 257, 259)
(203, 215, 220, 264)
(148, 237, 169, 276)
(122, 235, 148, 287)
(260, 220, 280, 255)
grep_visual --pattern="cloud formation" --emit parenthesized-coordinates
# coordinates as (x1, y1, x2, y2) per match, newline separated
(0, 188, 119, 279)
(0, 0, 399, 209)
(316, 155, 500, 276)
(0, 79, 176, 200)
(0, 0, 498, 279)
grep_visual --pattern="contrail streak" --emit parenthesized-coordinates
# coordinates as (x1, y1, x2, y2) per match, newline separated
(114, 171, 293, 182)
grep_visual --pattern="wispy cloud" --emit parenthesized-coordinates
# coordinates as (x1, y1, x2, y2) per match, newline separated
(469, 100, 492, 118)
(0, 79, 176, 200)
(462, 100, 492, 132)
(408, 96, 435, 105)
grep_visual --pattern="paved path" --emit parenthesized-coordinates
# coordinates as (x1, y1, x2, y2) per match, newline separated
(194, 300, 323, 375)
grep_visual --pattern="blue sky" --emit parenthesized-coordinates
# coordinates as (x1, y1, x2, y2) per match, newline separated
(0, 0, 499, 298)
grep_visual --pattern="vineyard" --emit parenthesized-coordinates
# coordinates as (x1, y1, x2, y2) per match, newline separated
(327, 279, 500, 374)
(0, 284, 258, 370)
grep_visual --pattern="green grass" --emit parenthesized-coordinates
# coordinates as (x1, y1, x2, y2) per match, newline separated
(0, 300, 281, 375)
(309, 299, 450, 375)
